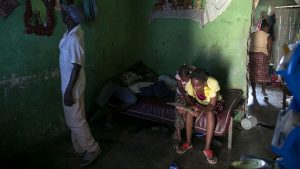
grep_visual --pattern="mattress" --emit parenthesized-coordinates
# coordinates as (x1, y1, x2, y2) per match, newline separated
(110, 89, 242, 136)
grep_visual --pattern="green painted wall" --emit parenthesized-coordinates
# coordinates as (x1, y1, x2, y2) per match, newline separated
(0, 0, 138, 157)
(0, 0, 253, 157)
(134, 0, 252, 91)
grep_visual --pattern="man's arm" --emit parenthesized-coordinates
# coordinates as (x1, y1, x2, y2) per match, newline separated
(64, 63, 81, 106)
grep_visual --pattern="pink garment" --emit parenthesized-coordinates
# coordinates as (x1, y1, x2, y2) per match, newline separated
(256, 18, 267, 31)
(256, 21, 261, 31)
(196, 92, 206, 100)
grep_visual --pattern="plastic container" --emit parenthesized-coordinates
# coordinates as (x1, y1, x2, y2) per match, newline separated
(193, 131, 205, 138)
(277, 44, 300, 112)
(271, 108, 300, 169)
(241, 116, 258, 130)
(170, 162, 178, 169)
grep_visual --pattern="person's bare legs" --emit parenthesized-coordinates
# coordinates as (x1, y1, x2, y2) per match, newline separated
(185, 112, 194, 145)
(261, 83, 267, 96)
(205, 111, 215, 150)
(203, 111, 217, 164)
(175, 111, 193, 154)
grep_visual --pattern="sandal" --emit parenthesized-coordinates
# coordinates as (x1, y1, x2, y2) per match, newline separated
(203, 149, 217, 164)
(175, 143, 193, 154)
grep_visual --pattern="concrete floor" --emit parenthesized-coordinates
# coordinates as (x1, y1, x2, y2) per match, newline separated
(4, 85, 283, 169)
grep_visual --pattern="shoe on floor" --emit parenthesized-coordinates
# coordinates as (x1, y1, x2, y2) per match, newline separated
(175, 143, 193, 154)
(80, 149, 101, 167)
(203, 149, 217, 164)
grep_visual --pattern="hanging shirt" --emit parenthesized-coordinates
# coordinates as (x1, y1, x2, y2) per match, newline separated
(185, 77, 220, 105)
(59, 25, 85, 99)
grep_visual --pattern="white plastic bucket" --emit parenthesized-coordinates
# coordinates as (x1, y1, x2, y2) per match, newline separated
(241, 116, 258, 130)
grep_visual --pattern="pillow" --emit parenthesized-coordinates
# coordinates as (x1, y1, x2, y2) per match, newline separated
(128, 82, 154, 94)
(120, 72, 141, 86)
(126, 61, 158, 82)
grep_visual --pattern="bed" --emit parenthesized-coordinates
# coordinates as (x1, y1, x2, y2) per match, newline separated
(110, 89, 242, 149)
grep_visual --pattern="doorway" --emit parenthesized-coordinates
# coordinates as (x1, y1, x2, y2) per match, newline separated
(246, 0, 299, 125)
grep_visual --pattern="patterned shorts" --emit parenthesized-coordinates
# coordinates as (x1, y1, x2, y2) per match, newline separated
(174, 93, 186, 129)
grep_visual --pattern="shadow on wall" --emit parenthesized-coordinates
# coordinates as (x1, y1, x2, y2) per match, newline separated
(135, 20, 197, 75)
(191, 45, 230, 90)
(83, 0, 143, 109)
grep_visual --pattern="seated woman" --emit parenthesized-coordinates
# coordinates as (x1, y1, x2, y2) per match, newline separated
(175, 68, 223, 164)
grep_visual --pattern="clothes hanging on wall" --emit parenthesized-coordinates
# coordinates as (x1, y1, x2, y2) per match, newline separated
(83, 0, 98, 21)
(148, 0, 233, 28)
(0, 0, 18, 18)
(203, 0, 232, 25)
(267, 5, 276, 41)
(268, 13, 276, 41)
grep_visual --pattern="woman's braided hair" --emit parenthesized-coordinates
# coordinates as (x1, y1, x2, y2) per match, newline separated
(177, 64, 192, 78)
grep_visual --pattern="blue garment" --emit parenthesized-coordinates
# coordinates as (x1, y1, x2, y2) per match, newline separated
(95, 81, 137, 107)
(139, 81, 175, 97)
(114, 87, 137, 105)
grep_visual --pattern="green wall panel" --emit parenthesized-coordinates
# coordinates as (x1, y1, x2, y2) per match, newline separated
(0, 0, 138, 157)
(0, 0, 255, 157)
(134, 0, 252, 91)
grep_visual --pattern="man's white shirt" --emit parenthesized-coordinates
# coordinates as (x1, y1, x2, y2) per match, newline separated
(59, 25, 85, 99)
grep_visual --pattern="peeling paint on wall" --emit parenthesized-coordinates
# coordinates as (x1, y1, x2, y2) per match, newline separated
(0, 68, 60, 106)
(0, 68, 60, 89)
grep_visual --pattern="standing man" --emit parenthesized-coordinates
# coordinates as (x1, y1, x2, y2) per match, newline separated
(59, 2, 100, 167)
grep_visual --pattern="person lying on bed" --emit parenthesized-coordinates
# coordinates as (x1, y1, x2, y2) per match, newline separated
(175, 68, 224, 165)
(86, 72, 139, 127)
(86, 62, 158, 127)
